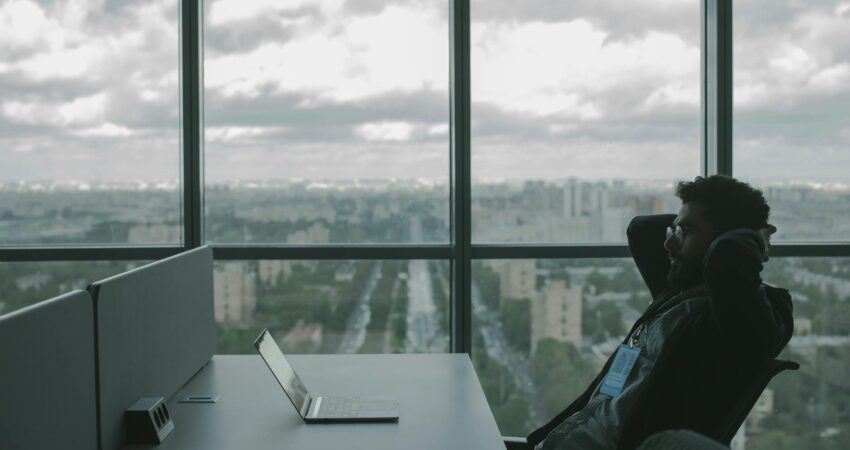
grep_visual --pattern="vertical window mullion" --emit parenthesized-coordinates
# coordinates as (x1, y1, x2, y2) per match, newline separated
(181, 0, 204, 249)
(450, 0, 472, 353)
(702, 0, 733, 176)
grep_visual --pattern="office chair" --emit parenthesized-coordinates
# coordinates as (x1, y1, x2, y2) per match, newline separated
(636, 430, 728, 450)
(502, 358, 799, 450)
(504, 436, 531, 450)
(712, 358, 799, 444)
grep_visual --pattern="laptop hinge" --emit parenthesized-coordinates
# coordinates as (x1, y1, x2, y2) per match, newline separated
(300, 395, 314, 418)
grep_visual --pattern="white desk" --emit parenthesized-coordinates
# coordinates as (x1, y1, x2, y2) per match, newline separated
(123, 354, 506, 450)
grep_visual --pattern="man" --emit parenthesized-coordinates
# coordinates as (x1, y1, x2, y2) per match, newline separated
(528, 175, 794, 449)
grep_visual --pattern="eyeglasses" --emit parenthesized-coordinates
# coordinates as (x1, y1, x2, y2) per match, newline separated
(665, 225, 688, 243)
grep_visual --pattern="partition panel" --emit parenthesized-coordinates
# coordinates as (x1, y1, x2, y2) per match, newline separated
(0, 291, 97, 450)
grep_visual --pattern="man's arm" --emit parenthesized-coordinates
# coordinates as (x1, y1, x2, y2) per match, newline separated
(627, 214, 676, 300)
(702, 228, 793, 357)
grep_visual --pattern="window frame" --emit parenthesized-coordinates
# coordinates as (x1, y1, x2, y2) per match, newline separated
(1, 0, 849, 438)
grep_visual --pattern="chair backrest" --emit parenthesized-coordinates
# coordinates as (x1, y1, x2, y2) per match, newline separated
(638, 429, 729, 450)
(0, 291, 98, 450)
(715, 358, 799, 444)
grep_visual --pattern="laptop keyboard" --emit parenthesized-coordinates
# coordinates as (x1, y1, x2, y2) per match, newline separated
(319, 396, 361, 417)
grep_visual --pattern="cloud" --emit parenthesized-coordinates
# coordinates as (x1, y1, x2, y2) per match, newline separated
(427, 123, 449, 136)
(2, 93, 106, 127)
(207, 0, 339, 25)
(1, 0, 847, 184)
(471, 0, 699, 45)
(72, 122, 134, 137)
(204, 2, 447, 102)
(735, 2, 850, 106)
(356, 121, 414, 141)
(809, 64, 850, 91)
(206, 126, 286, 142)
(735, 132, 850, 181)
(0, 0, 50, 52)
(0, 0, 180, 182)
(643, 83, 700, 110)
(471, 20, 699, 121)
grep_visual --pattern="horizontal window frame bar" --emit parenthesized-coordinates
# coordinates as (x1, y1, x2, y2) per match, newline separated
(212, 244, 453, 260)
(471, 244, 631, 259)
(470, 243, 850, 259)
(770, 244, 850, 258)
(0, 246, 185, 262)
(2, 243, 850, 262)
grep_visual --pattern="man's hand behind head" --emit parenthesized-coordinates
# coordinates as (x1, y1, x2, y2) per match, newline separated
(757, 224, 777, 262)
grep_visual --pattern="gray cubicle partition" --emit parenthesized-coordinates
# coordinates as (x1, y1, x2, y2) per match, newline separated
(90, 246, 214, 450)
(0, 291, 98, 450)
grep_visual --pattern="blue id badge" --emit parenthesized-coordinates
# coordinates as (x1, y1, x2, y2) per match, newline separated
(599, 345, 640, 397)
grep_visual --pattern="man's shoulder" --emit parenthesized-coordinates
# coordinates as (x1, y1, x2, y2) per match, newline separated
(650, 284, 711, 313)
(762, 283, 791, 298)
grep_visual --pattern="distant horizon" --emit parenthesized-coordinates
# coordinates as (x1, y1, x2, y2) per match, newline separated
(2, 175, 850, 190)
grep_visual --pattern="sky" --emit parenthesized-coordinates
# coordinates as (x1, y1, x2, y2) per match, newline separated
(0, 0, 848, 183)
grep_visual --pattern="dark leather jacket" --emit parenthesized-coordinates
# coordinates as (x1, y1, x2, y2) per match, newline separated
(528, 214, 794, 450)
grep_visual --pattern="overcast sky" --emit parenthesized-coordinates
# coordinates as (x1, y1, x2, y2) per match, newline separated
(0, 0, 848, 183)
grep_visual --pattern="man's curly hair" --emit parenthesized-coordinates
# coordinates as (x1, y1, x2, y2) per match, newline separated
(675, 175, 770, 233)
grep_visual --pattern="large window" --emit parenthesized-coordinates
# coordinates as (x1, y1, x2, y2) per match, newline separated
(1, 0, 848, 445)
(214, 259, 450, 355)
(741, 257, 850, 450)
(469, 1, 699, 433)
(203, 0, 450, 244)
(733, 0, 850, 241)
(471, 0, 700, 243)
(472, 258, 645, 435)
(0, 0, 181, 245)
(0, 261, 150, 314)
(731, 3, 850, 444)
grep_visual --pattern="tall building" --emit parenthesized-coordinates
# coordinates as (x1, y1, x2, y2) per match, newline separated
(562, 179, 582, 219)
(531, 279, 582, 354)
(485, 259, 537, 301)
(258, 260, 292, 287)
(601, 207, 629, 242)
(588, 182, 609, 214)
(287, 222, 331, 244)
(214, 262, 257, 325)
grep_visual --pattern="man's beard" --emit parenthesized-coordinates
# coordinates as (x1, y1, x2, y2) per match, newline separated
(667, 259, 703, 289)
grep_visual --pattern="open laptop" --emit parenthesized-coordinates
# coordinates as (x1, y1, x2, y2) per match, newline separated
(254, 329, 399, 423)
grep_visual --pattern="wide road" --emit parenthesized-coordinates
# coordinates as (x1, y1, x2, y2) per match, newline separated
(472, 282, 544, 424)
(406, 217, 445, 353)
(336, 261, 383, 354)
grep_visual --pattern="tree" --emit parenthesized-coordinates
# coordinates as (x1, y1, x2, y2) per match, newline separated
(532, 339, 598, 418)
(216, 324, 265, 354)
(472, 330, 532, 435)
(500, 299, 531, 353)
(474, 262, 501, 310)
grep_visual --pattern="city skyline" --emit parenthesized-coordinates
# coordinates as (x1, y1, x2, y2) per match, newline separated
(3, 176, 849, 247)
(1, 177, 848, 447)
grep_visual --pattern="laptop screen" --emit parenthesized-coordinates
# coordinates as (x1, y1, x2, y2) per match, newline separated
(254, 330, 311, 414)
